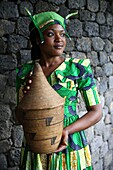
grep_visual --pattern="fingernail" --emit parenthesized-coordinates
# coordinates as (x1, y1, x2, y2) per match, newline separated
(27, 86, 30, 90)
(64, 141, 68, 146)
(29, 71, 33, 76)
(29, 79, 32, 84)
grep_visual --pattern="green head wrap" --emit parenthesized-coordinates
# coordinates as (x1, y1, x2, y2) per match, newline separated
(25, 8, 77, 44)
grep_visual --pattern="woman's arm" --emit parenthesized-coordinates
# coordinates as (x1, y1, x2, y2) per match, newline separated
(65, 103, 102, 134)
(55, 103, 102, 152)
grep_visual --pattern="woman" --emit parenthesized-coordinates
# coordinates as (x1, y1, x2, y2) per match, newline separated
(16, 10, 102, 170)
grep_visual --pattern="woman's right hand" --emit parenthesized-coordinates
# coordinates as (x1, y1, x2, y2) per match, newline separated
(15, 71, 33, 124)
(23, 71, 33, 94)
(55, 128, 69, 152)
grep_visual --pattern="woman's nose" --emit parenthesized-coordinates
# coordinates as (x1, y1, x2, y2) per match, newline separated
(55, 34, 62, 41)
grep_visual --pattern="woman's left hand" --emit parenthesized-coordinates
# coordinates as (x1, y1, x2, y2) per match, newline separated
(55, 128, 69, 152)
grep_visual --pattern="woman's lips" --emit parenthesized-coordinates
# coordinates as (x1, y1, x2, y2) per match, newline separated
(54, 44, 64, 49)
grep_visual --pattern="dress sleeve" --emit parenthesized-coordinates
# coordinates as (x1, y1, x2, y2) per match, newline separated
(76, 59, 101, 107)
(16, 61, 34, 104)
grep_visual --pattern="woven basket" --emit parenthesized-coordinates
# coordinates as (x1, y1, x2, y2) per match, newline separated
(17, 62, 64, 154)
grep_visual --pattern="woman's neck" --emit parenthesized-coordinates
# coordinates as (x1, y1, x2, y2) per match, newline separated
(39, 55, 64, 68)
(38, 55, 65, 77)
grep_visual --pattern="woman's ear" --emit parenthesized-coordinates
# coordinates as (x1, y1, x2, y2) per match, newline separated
(36, 37, 40, 46)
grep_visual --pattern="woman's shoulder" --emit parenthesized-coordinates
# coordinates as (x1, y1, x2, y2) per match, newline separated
(65, 57, 91, 67)
(64, 57, 92, 73)
(55, 57, 92, 81)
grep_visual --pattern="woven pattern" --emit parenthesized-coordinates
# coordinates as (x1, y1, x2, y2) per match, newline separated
(17, 63, 64, 154)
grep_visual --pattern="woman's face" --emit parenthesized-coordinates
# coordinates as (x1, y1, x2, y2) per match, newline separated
(39, 24, 67, 57)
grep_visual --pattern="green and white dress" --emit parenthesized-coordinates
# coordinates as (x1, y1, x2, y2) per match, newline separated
(16, 57, 100, 170)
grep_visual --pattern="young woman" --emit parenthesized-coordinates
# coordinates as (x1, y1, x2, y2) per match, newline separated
(16, 11, 102, 170)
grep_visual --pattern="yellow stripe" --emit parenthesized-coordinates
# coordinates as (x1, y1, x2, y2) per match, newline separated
(94, 86, 101, 103)
(55, 154, 60, 170)
(50, 72, 56, 86)
(62, 153, 67, 170)
(37, 154, 43, 170)
(40, 20, 54, 29)
(81, 59, 90, 67)
(70, 151, 77, 170)
(86, 88, 96, 106)
(26, 151, 32, 169)
(79, 148, 87, 169)
(72, 58, 81, 63)
(84, 145, 92, 167)
(70, 80, 75, 90)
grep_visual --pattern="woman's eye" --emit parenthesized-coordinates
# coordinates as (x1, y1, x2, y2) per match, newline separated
(61, 33, 66, 37)
(47, 32, 54, 37)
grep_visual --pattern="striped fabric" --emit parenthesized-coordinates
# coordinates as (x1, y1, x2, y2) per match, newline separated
(16, 58, 100, 170)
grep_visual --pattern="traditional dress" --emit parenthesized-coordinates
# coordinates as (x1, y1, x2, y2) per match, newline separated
(16, 57, 100, 170)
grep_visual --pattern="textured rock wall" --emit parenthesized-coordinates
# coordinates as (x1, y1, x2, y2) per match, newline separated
(0, 0, 113, 169)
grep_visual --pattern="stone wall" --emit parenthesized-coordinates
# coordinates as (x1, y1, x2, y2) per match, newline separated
(0, 0, 113, 169)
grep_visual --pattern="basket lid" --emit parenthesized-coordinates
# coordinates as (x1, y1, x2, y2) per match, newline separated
(18, 62, 65, 110)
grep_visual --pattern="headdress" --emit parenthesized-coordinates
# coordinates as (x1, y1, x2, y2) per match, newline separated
(25, 8, 78, 44)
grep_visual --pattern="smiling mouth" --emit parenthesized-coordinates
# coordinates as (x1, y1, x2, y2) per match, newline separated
(54, 45, 64, 49)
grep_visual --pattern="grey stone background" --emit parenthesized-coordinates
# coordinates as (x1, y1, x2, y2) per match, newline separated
(0, 0, 113, 169)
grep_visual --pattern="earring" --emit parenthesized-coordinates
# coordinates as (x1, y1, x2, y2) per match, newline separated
(41, 41, 44, 44)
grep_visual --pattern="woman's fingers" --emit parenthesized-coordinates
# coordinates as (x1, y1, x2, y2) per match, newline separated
(28, 79, 32, 84)
(23, 84, 31, 94)
(55, 141, 68, 152)
(29, 71, 33, 77)
(55, 140, 68, 152)
(23, 71, 33, 94)
(63, 141, 68, 146)
(55, 145, 67, 152)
